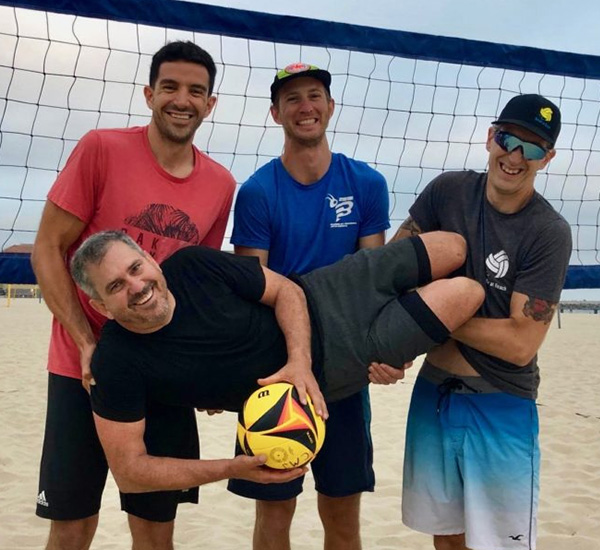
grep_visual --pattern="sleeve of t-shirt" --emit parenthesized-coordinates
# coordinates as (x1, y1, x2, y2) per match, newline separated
(46, 130, 102, 223)
(408, 173, 447, 232)
(358, 168, 391, 238)
(90, 330, 147, 422)
(167, 246, 267, 302)
(231, 176, 272, 250)
(513, 218, 572, 302)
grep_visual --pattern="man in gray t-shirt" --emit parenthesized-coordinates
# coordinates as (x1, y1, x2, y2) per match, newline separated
(374, 94, 571, 550)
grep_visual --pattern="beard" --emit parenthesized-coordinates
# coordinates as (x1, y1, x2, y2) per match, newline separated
(120, 282, 172, 333)
(154, 113, 202, 144)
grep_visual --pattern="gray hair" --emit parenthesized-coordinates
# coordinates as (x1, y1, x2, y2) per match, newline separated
(71, 230, 143, 298)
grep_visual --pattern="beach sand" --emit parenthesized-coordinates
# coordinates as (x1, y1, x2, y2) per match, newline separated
(0, 298, 598, 549)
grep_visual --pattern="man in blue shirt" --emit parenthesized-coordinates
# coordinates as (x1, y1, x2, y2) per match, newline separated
(230, 63, 390, 550)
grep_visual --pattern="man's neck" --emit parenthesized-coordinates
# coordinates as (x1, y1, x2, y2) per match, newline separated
(146, 124, 195, 179)
(280, 140, 332, 185)
(485, 181, 535, 214)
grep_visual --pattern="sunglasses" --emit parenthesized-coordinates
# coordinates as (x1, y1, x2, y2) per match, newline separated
(493, 131, 549, 161)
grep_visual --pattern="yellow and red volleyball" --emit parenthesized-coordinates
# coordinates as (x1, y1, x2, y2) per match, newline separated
(237, 382, 326, 469)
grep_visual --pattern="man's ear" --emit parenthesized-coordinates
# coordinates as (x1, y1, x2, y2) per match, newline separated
(143, 85, 154, 110)
(485, 126, 495, 153)
(270, 103, 281, 125)
(204, 94, 217, 118)
(539, 148, 556, 169)
(89, 298, 114, 320)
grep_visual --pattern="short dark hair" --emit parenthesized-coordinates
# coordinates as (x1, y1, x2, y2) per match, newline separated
(71, 230, 143, 299)
(149, 41, 217, 95)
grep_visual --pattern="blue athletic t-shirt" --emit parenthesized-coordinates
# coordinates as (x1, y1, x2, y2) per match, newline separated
(232, 153, 390, 275)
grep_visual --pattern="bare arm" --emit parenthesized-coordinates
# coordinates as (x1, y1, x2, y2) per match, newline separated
(257, 265, 327, 418)
(234, 245, 269, 266)
(452, 291, 557, 366)
(31, 201, 96, 389)
(389, 216, 423, 242)
(357, 231, 385, 249)
(94, 414, 306, 493)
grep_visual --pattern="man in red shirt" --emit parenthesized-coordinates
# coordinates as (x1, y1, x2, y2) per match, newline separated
(31, 40, 235, 550)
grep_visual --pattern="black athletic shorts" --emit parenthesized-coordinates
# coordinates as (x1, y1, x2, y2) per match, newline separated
(37, 373, 199, 522)
(300, 237, 449, 402)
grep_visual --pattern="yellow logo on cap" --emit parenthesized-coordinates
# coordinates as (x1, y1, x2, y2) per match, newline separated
(540, 107, 553, 122)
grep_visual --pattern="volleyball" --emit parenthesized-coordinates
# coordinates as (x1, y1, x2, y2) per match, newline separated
(237, 382, 326, 470)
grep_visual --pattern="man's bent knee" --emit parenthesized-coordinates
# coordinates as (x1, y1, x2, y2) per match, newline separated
(452, 277, 485, 319)
(417, 277, 483, 333)
(418, 232, 467, 280)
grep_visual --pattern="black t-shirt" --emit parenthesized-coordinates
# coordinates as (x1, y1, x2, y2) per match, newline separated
(410, 170, 572, 398)
(90, 246, 289, 421)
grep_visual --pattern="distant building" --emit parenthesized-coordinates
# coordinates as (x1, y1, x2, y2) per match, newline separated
(560, 301, 600, 314)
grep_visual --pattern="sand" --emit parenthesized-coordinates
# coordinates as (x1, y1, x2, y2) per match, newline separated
(0, 298, 598, 549)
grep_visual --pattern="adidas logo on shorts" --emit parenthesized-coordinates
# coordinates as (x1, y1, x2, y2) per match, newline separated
(37, 490, 49, 507)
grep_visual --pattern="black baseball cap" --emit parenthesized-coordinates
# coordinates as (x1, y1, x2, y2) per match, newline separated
(270, 63, 331, 103)
(493, 94, 561, 146)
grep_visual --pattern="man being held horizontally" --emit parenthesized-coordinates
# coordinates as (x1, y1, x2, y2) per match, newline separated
(69, 228, 484, 501)
(230, 62, 390, 550)
(379, 94, 571, 550)
(31, 41, 235, 550)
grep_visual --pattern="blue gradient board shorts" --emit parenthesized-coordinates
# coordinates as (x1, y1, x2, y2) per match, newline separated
(402, 362, 539, 550)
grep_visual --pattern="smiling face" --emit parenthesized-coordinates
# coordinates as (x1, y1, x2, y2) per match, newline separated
(485, 123, 556, 210)
(144, 60, 217, 145)
(86, 241, 174, 334)
(270, 77, 335, 147)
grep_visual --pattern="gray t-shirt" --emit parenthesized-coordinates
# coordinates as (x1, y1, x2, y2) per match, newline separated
(410, 170, 572, 398)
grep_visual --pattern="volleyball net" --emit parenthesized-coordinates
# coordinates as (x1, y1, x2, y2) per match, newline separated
(1, 0, 599, 286)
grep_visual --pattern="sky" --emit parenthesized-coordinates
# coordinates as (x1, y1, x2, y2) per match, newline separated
(1, 0, 600, 298)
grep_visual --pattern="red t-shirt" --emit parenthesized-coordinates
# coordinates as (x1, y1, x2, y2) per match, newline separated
(46, 126, 236, 379)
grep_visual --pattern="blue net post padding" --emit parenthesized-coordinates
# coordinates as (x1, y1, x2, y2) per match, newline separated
(563, 265, 600, 290)
(0, 253, 36, 284)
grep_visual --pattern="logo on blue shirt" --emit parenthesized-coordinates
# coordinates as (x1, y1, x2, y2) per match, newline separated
(325, 194, 356, 227)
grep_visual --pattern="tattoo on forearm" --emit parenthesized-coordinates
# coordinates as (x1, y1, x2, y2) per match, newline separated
(523, 297, 556, 324)
(393, 216, 422, 239)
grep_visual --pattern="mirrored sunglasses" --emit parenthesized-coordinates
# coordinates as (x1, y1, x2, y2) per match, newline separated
(493, 131, 549, 161)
